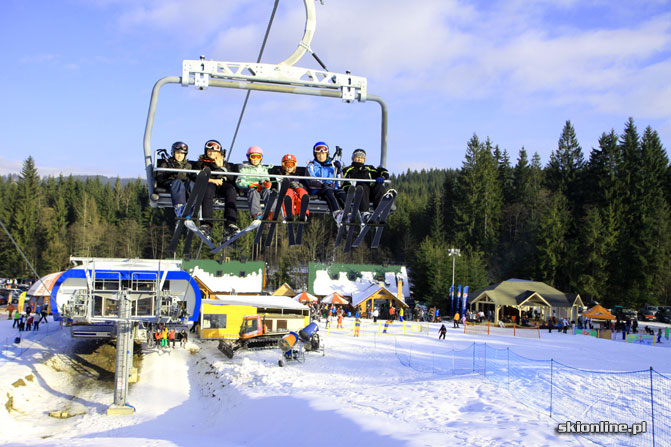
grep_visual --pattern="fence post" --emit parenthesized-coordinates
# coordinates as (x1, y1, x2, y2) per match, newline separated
(650, 366, 656, 447)
(550, 358, 553, 418)
(472, 343, 475, 372)
(507, 347, 510, 391)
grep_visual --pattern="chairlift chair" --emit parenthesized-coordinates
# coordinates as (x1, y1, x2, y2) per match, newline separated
(143, 0, 390, 215)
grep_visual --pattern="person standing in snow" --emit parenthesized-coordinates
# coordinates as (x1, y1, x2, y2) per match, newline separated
(354, 317, 361, 337)
(438, 324, 447, 340)
(373, 308, 379, 323)
(180, 329, 188, 348)
(337, 311, 344, 329)
(168, 328, 176, 348)
(453, 312, 460, 328)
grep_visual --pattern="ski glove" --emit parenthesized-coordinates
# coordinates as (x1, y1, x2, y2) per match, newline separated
(263, 180, 272, 189)
(333, 160, 342, 170)
(375, 177, 385, 183)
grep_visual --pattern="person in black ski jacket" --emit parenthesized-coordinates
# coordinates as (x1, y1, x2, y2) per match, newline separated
(342, 148, 388, 221)
(194, 139, 239, 240)
(155, 141, 195, 217)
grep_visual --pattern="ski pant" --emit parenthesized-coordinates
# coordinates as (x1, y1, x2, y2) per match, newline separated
(243, 187, 272, 218)
(166, 179, 194, 207)
(439, 333, 446, 340)
(351, 183, 386, 212)
(283, 187, 309, 217)
(202, 181, 238, 226)
(317, 187, 347, 213)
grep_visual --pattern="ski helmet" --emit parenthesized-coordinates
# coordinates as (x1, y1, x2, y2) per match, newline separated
(352, 148, 366, 161)
(282, 154, 297, 165)
(247, 145, 264, 158)
(204, 139, 223, 155)
(171, 141, 188, 156)
(313, 141, 329, 155)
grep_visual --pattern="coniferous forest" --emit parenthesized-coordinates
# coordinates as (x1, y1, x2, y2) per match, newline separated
(1, 118, 669, 310)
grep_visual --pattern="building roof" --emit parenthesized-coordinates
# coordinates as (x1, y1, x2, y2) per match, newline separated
(273, 283, 296, 296)
(351, 284, 408, 308)
(183, 260, 265, 294)
(470, 279, 577, 308)
(308, 262, 410, 297)
(205, 295, 307, 311)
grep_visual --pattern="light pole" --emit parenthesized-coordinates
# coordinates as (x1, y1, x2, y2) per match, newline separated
(448, 248, 460, 316)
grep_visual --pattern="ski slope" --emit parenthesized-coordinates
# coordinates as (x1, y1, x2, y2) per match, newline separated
(1, 316, 669, 447)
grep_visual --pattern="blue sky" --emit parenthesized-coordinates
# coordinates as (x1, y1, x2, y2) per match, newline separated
(1, 0, 669, 178)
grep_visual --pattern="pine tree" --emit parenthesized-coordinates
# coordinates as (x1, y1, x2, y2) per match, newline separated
(10, 157, 42, 275)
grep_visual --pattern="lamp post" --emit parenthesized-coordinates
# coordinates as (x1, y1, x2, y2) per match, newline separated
(448, 248, 460, 316)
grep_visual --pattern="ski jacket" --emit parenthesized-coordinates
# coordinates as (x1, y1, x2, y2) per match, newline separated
(306, 158, 341, 193)
(342, 162, 388, 190)
(236, 162, 273, 189)
(156, 157, 194, 186)
(268, 166, 306, 191)
(195, 156, 236, 183)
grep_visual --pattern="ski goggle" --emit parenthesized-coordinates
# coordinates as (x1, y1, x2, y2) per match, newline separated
(205, 141, 222, 152)
(172, 143, 188, 153)
(282, 160, 296, 167)
(314, 146, 329, 153)
(249, 153, 262, 160)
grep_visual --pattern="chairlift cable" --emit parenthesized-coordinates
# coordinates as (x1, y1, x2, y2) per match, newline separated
(0, 217, 50, 293)
(227, 0, 281, 162)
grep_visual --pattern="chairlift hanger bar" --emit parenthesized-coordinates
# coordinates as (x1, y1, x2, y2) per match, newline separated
(183, 59, 368, 102)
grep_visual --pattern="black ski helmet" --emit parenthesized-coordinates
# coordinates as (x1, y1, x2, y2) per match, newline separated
(171, 141, 188, 156)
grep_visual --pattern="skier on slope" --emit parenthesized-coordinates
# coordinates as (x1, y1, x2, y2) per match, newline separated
(342, 148, 389, 222)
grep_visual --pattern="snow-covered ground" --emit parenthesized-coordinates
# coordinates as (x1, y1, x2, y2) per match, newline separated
(1, 314, 669, 447)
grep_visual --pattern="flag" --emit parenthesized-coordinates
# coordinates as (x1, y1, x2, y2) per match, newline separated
(461, 286, 469, 316)
(456, 285, 462, 315)
(18, 291, 26, 314)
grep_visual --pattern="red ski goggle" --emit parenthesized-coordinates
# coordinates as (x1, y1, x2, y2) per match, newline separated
(314, 146, 329, 154)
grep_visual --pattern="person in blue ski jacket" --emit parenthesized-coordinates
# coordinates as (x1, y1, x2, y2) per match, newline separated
(306, 141, 346, 220)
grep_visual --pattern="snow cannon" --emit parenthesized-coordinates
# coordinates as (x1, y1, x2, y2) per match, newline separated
(299, 322, 321, 352)
(278, 332, 299, 353)
(298, 322, 319, 342)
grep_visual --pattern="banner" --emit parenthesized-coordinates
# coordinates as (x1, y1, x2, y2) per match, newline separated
(626, 334, 655, 345)
(449, 284, 454, 315)
(461, 286, 469, 315)
(574, 327, 598, 337)
(456, 285, 462, 316)
(18, 291, 26, 314)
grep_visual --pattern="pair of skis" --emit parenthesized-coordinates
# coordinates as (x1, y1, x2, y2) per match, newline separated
(334, 187, 397, 252)
(335, 186, 363, 253)
(353, 189, 397, 249)
(284, 194, 310, 246)
(168, 168, 211, 257)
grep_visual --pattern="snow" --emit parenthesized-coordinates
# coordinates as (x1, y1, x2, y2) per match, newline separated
(1, 312, 670, 447)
